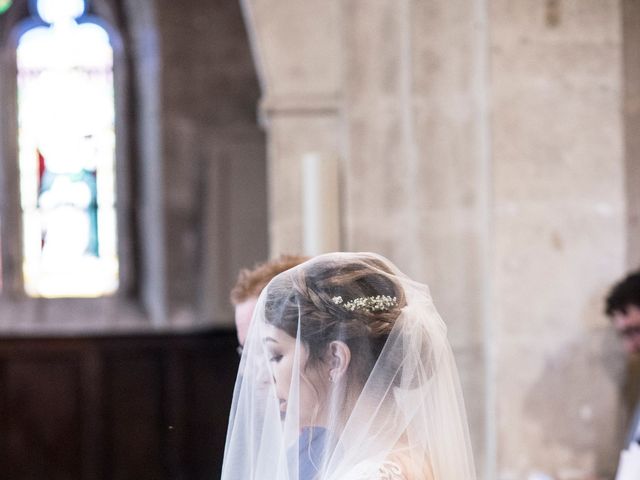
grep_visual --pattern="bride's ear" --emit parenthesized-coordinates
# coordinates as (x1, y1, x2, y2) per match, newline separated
(328, 341, 351, 382)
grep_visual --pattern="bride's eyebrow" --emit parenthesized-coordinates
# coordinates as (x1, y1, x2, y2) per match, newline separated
(263, 337, 278, 344)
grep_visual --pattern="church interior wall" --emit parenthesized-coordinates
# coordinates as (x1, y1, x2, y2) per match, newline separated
(0, 0, 638, 479)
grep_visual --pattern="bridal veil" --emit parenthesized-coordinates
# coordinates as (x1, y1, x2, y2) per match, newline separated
(222, 252, 476, 480)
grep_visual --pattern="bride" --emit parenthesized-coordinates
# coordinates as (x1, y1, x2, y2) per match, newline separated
(222, 252, 476, 480)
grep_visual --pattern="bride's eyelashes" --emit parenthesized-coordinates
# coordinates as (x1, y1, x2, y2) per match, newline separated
(268, 353, 283, 363)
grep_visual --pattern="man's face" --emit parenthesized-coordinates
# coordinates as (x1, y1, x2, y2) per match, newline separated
(612, 304, 640, 355)
(234, 296, 259, 346)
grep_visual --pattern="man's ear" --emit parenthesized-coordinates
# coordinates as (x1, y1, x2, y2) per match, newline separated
(328, 341, 351, 382)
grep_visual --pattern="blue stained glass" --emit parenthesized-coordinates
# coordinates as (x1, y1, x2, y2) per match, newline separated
(0, 0, 12, 15)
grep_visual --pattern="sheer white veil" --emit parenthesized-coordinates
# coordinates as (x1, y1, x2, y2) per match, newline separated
(222, 252, 476, 480)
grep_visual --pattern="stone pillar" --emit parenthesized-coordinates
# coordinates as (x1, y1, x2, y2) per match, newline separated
(240, 0, 344, 256)
(264, 103, 342, 255)
(490, 1, 626, 478)
(341, 0, 491, 474)
(623, 0, 640, 268)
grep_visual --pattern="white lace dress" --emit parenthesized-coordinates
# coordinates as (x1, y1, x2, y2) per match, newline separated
(343, 460, 407, 480)
(375, 461, 406, 480)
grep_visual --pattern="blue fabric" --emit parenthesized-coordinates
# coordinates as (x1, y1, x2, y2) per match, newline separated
(296, 427, 328, 480)
(627, 402, 640, 447)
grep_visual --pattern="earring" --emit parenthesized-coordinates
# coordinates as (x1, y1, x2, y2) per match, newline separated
(329, 373, 336, 383)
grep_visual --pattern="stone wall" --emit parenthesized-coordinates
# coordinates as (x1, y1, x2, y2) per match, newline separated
(135, 0, 268, 325)
(241, 0, 634, 478)
(490, 1, 626, 478)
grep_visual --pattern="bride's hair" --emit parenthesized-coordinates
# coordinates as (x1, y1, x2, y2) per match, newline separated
(264, 254, 406, 387)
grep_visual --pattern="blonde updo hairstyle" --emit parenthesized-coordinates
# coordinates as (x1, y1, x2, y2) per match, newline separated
(264, 254, 406, 390)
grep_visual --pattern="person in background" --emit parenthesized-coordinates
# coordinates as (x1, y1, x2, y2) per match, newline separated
(605, 270, 640, 479)
(230, 254, 309, 349)
(606, 271, 640, 358)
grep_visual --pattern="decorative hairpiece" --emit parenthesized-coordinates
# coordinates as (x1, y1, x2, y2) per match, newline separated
(331, 295, 397, 312)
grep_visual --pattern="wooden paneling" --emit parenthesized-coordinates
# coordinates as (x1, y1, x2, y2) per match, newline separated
(0, 330, 238, 480)
(107, 355, 165, 479)
(185, 353, 239, 479)
(6, 358, 82, 480)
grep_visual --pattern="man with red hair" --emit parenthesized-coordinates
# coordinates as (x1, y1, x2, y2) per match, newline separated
(230, 254, 308, 349)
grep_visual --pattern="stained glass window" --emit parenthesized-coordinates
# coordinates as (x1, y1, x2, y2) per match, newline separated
(17, 0, 118, 297)
(0, 0, 12, 15)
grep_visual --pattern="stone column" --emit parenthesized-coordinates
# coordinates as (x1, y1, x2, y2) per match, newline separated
(342, 0, 491, 475)
(623, 0, 640, 267)
(240, 0, 344, 256)
(490, 1, 626, 478)
(264, 100, 342, 255)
